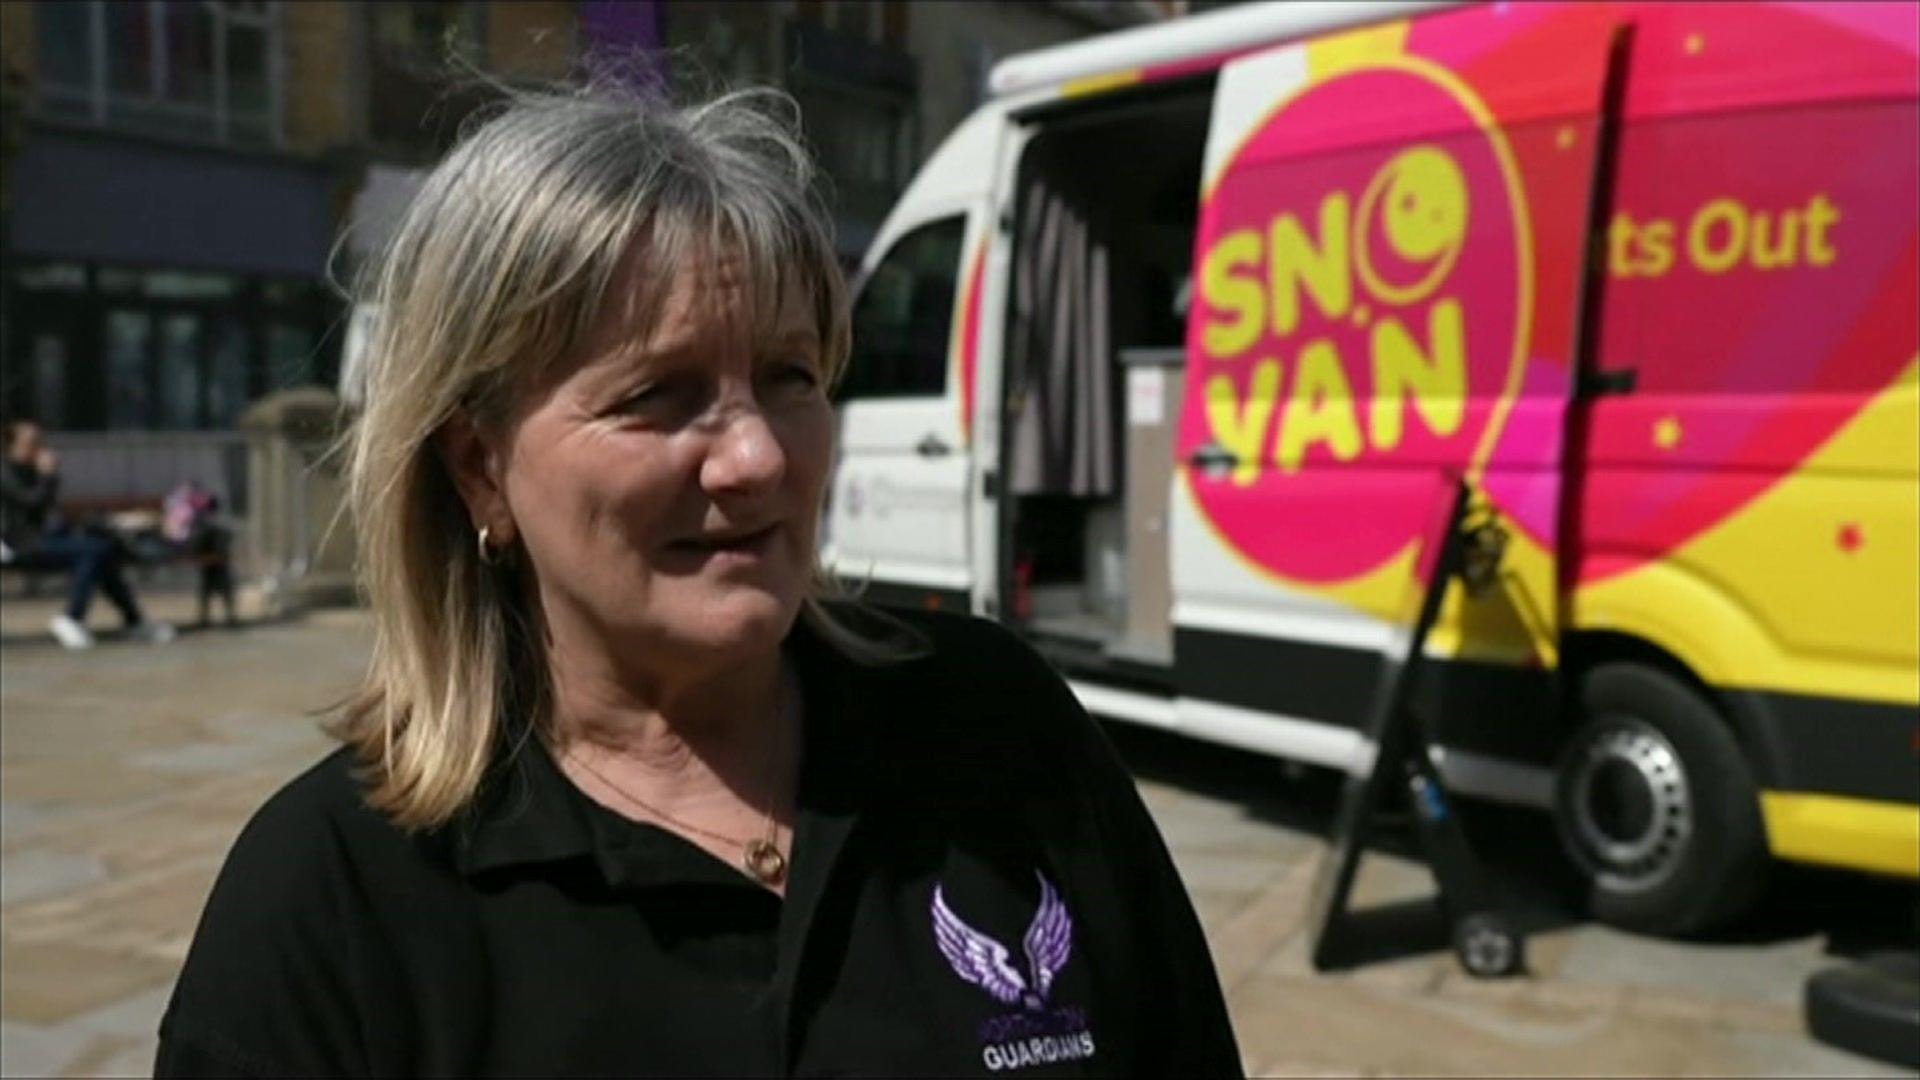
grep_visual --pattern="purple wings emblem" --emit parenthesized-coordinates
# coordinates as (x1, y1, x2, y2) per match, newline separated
(931, 871, 1074, 1011)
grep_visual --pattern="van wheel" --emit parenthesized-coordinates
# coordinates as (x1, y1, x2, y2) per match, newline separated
(1552, 663, 1768, 936)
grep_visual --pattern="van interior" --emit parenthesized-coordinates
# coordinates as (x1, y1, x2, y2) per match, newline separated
(1001, 84, 1211, 668)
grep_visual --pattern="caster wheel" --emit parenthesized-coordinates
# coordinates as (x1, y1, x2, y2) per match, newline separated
(1454, 912, 1524, 978)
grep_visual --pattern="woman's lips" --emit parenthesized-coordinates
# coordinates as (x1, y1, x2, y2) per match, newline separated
(667, 524, 780, 563)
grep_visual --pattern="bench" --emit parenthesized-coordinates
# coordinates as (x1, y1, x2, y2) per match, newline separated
(1, 495, 237, 624)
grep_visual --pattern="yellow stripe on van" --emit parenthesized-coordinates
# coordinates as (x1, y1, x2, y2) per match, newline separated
(1762, 791, 1920, 877)
(1061, 69, 1142, 98)
(1574, 359, 1920, 705)
(1306, 19, 1410, 79)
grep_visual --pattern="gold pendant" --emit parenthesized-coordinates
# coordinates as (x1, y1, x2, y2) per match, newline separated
(744, 838, 786, 884)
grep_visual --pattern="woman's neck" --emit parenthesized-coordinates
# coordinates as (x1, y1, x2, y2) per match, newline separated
(544, 628, 793, 797)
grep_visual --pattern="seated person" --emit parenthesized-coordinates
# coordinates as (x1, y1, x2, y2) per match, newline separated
(0, 419, 174, 649)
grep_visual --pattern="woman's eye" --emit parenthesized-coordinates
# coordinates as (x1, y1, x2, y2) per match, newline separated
(771, 362, 819, 389)
(614, 379, 691, 416)
(614, 386, 662, 412)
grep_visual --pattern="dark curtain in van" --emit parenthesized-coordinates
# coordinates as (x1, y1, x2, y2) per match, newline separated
(1008, 140, 1115, 498)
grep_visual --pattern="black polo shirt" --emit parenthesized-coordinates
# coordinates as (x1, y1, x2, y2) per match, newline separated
(155, 607, 1242, 1077)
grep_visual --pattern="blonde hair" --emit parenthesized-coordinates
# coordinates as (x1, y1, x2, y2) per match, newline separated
(337, 83, 909, 831)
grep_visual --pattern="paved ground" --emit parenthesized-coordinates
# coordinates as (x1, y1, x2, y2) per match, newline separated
(2, 589, 1913, 1077)
(1108, 728, 1917, 1076)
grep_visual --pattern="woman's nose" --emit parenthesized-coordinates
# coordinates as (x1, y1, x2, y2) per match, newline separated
(699, 406, 786, 495)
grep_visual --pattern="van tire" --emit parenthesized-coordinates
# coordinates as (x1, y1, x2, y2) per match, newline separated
(1552, 662, 1768, 936)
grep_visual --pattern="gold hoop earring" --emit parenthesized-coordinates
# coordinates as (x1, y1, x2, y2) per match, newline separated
(477, 525, 500, 566)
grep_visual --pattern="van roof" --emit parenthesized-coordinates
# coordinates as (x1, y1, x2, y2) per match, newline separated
(989, 0, 1463, 99)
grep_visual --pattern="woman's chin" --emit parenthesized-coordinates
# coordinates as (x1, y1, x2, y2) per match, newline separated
(668, 585, 802, 654)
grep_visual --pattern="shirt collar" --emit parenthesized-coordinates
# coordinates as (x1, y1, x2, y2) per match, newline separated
(450, 728, 596, 878)
(450, 612, 879, 887)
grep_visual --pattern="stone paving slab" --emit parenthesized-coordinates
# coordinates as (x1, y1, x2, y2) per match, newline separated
(0, 852, 107, 909)
(2, 591, 351, 1077)
(2, 589, 1912, 1077)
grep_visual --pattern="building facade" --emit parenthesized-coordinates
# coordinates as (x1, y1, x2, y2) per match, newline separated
(660, 1, 1183, 261)
(0, 0, 1176, 453)
(4, 1, 334, 437)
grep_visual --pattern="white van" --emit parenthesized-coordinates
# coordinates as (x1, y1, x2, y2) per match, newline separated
(822, 0, 1920, 935)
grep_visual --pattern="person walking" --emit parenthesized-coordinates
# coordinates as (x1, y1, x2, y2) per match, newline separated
(157, 85, 1241, 1077)
(1, 420, 174, 649)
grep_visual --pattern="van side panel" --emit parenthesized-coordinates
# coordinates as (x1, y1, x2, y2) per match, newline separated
(1569, 2, 1920, 862)
(1171, 4, 1619, 779)
(1566, 2, 1920, 869)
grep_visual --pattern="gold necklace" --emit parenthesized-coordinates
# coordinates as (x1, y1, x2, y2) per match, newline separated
(560, 671, 794, 887)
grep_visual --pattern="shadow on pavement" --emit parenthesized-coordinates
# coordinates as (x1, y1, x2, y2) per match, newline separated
(1734, 865, 1920, 957)
(1310, 896, 1456, 971)
(1101, 717, 1346, 836)
(1098, 719, 1917, 967)
(1100, 720, 1583, 964)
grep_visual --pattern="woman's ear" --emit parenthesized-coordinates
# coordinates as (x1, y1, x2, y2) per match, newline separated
(435, 409, 516, 547)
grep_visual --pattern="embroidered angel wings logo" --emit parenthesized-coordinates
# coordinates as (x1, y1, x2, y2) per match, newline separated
(931, 871, 1073, 1011)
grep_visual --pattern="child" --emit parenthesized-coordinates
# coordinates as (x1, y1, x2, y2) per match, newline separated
(162, 479, 237, 627)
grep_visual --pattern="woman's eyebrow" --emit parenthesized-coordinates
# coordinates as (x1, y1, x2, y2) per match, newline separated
(611, 334, 701, 370)
(570, 341, 686, 399)
(763, 327, 821, 351)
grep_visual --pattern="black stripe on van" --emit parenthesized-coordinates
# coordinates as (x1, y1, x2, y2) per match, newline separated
(1724, 689, 1920, 806)
(1174, 625, 1920, 806)
(1171, 626, 1564, 766)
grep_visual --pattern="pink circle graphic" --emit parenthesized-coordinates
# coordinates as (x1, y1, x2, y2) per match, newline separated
(1181, 64, 1526, 584)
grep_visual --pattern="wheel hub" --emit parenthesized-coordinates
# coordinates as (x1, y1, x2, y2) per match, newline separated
(1566, 722, 1692, 891)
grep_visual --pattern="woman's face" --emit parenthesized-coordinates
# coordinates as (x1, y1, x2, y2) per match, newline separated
(475, 246, 833, 668)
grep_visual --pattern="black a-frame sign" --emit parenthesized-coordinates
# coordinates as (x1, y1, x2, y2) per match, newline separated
(1305, 477, 1526, 978)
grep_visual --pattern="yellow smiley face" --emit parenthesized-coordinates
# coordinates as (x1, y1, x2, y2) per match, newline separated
(1383, 147, 1468, 260)
(1357, 145, 1470, 304)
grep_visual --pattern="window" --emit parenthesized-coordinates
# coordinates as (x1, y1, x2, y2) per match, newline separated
(36, 3, 92, 86)
(104, 309, 154, 429)
(793, 0, 895, 39)
(206, 319, 250, 428)
(143, 271, 239, 301)
(798, 82, 906, 191)
(6, 263, 87, 427)
(227, 15, 272, 143)
(4, 262, 334, 430)
(790, 77, 913, 239)
(839, 216, 965, 400)
(30, 335, 71, 431)
(33, 0, 281, 145)
(830, 1, 876, 42)
(158, 312, 204, 430)
(34, 3, 97, 121)
(265, 321, 314, 390)
(14, 263, 86, 292)
(367, 2, 491, 153)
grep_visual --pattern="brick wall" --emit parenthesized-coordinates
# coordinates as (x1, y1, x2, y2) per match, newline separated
(488, 2, 579, 80)
(0, 2, 32, 87)
(1, 2, 34, 215)
(283, 1, 359, 154)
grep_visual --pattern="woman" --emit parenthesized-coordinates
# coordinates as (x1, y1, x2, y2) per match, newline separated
(157, 85, 1240, 1078)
